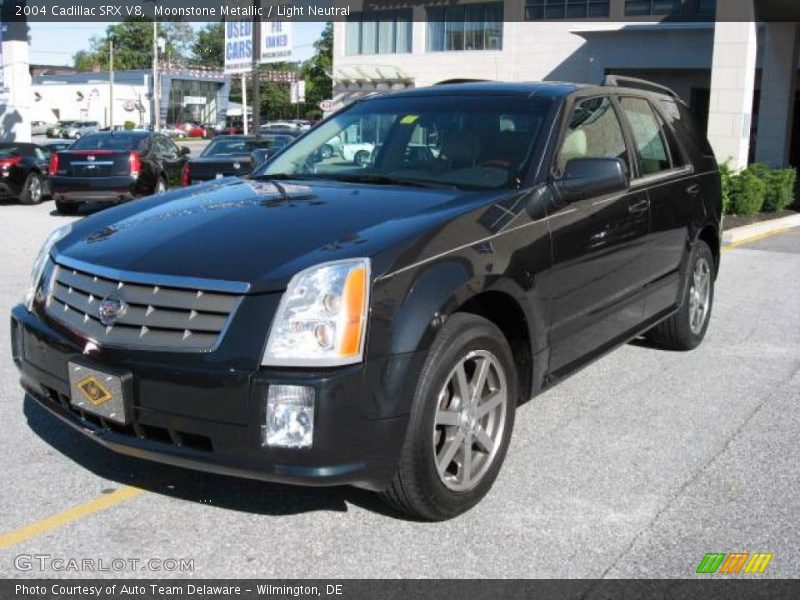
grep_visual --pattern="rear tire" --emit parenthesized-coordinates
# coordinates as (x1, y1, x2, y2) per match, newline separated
(19, 173, 43, 205)
(381, 313, 517, 521)
(646, 240, 715, 350)
(55, 199, 81, 215)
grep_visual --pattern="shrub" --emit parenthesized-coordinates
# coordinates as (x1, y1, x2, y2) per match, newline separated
(123, 120, 136, 130)
(719, 162, 733, 214)
(762, 168, 797, 212)
(729, 170, 766, 216)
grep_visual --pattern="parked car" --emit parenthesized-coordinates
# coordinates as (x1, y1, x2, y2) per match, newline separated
(62, 121, 100, 140)
(47, 121, 76, 138)
(31, 121, 54, 136)
(176, 122, 209, 139)
(182, 134, 293, 185)
(259, 125, 302, 139)
(341, 141, 375, 166)
(42, 140, 74, 153)
(0, 142, 52, 204)
(49, 130, 190, 214)
(160, 126, 188, 139)
(13, 79, 721, 520)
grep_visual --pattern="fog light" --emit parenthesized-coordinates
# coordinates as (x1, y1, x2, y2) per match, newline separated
(263, 385, 315, 448)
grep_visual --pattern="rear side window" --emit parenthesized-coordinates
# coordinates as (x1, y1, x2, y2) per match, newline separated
(71, 134, 142, 151)
(618, 97, 671, 176)
(556, 96, 629, 175)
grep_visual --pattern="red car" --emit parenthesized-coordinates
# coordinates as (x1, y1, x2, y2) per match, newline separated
(176, 122, 209, 139)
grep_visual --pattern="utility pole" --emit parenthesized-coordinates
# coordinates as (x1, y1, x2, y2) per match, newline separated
(241, 73, 248, 135)
(152, 19, 160, 131)
(252, 0, 261, 138)
(109, 38, 114, 129)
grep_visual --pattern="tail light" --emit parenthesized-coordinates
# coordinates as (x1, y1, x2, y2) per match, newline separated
(0, 156, 23, 170)
(129, 151, 141, 178)
(181, 163, 190, 186)
(48, 153, 59, 175)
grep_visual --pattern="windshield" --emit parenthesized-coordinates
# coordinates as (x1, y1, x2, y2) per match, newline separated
(255, 94, 552, 190)
(201, 136, 292, 157)
(70, 134, 144, 152)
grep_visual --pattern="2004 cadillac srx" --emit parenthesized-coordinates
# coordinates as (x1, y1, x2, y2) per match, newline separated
(12, 79, 722, 520)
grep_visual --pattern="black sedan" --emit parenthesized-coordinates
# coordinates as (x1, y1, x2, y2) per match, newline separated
(182, 134, 293, 185)
(0, 143, 52, 205)
(50, 131, 190, 215)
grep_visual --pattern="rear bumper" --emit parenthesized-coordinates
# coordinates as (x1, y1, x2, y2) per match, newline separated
(52, 176, 136, 202)
(11, 304, 414, 491)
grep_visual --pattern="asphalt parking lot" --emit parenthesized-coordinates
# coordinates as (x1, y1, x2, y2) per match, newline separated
(0, 201, 798, 579)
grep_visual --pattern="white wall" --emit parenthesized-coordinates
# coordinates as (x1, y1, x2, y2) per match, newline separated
(0, 24, 32, 142)
(31, 81, 151, 128)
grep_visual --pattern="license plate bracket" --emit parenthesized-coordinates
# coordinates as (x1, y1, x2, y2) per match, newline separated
(68, 360, 132, 425)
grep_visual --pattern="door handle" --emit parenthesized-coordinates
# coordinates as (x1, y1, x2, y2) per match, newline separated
(628, 198, 650, 215)
(686, 183, 701, 197)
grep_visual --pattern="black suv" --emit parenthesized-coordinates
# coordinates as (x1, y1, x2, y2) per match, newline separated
(12, 79, 721, 520)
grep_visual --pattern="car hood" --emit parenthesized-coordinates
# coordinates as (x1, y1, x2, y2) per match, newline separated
(56, 177, 503, 293)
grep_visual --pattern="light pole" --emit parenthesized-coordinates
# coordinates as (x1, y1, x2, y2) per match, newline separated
(109, 37, 115, 129)
(152, 19, 159, 131)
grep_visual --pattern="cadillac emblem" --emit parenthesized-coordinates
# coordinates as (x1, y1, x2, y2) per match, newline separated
(98, 293, 127, 326)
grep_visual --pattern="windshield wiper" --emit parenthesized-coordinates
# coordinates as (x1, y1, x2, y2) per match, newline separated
(331, 173, 458, 189)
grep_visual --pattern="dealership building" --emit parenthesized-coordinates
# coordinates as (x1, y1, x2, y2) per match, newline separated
(333, 0, 799, 169)
(31, 69, 232, 129)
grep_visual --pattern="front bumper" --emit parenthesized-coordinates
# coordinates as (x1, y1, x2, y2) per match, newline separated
(11, 304, 416, 491)
(51, 176, 136, 202)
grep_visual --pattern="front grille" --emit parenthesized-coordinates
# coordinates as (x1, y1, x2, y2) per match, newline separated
(45, 262, 242, 351)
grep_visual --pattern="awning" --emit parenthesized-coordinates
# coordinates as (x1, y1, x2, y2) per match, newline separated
(333, 65, 413, 85)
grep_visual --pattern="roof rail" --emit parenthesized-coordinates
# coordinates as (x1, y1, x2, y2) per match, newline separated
(602, 75, 681, 100)
(434, 79, 491, 85)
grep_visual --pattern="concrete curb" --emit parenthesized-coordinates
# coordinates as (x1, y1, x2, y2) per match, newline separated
(722, 213, 800, 246)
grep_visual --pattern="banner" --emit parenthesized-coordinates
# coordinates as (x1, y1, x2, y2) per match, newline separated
(223, 19, 253, 75)
(261, 21, 292, 64)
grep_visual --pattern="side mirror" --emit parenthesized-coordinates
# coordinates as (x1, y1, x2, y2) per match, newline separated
(180, 146, 191, 156)
(558, 157, 628, 201)
(251, 148, 271, 169)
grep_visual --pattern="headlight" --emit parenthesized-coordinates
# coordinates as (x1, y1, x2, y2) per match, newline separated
(25, 224, 71, 311)
(262, 258, 370, 367)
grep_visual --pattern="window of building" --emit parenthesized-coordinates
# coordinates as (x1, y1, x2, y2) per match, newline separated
(624, 0, 681, 16)
(619, 97, 673, 176)
(696, 0, 717, 16)
(555, 97, 629, 175)
(525, 0, 610, 20)
(346, 10, 412, 55)
(427, 3, 503, 51)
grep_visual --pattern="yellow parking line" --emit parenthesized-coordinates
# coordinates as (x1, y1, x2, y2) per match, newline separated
(722, 227, 790, 253)
(0, 486, 143, 550)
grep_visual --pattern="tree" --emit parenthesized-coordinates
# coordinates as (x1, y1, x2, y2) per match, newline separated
(192, 22, 225, 69)
(72, 19, 194, 71)
(301, 22, 333, 119)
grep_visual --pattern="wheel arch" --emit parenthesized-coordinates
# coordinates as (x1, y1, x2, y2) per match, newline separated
(696, 223, 720, 278)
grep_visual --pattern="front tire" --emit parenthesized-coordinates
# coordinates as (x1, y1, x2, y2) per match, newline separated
(381, 313, 517, 521)
(55, 199, 81, 215)
(19, 173, 43, 205)
(646, 240, 715, 350)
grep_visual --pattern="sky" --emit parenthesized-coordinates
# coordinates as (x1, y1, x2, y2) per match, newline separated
(28, 21, 327, 67)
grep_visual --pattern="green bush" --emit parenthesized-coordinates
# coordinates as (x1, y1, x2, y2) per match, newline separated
(719, 162, 733, 214)
(123, 120, 136, 130)
(729, 170, 766, 216)
(763, 168, 796, 212)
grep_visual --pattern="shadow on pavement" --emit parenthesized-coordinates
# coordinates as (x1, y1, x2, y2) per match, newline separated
(23, 395, 404, 520)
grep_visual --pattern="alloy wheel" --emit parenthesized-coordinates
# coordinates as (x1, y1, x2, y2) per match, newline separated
(689, 257, 711, 335)
(432, 350, 508, 492)
(29, 177, 42, 203)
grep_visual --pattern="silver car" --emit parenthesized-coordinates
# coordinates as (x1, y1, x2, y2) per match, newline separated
(62, 121, 100, 140)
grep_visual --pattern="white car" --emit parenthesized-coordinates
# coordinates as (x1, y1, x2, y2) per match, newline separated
(340, 142, 375, 166)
